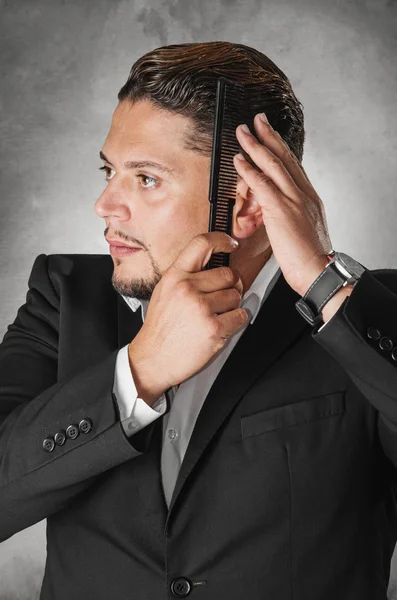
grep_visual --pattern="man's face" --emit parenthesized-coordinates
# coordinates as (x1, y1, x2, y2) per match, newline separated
(95, 99, 211, 301)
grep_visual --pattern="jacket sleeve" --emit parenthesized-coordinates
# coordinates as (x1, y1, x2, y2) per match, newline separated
(311, 267, 397, 469)
(0, 254, 164, 542)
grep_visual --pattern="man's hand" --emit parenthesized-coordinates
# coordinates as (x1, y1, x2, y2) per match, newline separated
(233, 113, 334, 298)
(128, 232, 248, 403)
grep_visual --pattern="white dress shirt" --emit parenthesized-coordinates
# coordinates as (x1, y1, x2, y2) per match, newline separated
(112, 253, 329, 507)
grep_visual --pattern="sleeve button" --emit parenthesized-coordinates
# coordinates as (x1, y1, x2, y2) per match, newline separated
(379, 336, 393, 351)
(66, 424, 79, 440)
(78, 418, 93, 434)
(43, 437, 55, 453)
(367, 326, 381, 340)
(54, 430, 66, 446)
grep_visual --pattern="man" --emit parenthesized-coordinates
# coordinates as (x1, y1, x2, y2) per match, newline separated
(1, 40, 397, 600)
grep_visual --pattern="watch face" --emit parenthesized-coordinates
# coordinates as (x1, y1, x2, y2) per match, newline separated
(335, 252, 366, 278)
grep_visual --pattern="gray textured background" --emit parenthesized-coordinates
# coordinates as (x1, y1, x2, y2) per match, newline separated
(1, 0, 397, 597)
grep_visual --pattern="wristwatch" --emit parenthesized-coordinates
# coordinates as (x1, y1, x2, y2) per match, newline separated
(295, 251, 367, 327)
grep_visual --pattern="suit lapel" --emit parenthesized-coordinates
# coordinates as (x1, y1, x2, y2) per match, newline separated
(166, 271, 309, 521)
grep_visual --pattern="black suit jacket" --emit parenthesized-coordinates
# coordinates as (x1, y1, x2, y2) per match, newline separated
(1, 253, 397, 600)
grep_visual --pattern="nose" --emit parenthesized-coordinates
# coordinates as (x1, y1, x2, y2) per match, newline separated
(94, 185, 131, 221)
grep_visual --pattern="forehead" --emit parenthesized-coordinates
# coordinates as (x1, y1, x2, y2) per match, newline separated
(104, 100, 193, 164)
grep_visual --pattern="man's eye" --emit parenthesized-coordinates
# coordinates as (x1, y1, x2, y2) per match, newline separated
(98, 166, 158, 190)
(136, 174, 158, 190)
(98, 165, 115, 180)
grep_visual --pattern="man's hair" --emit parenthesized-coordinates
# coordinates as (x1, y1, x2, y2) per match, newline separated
(118, 40, 305, 162)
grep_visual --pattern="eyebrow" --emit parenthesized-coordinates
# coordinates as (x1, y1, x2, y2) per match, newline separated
(99, 150, 177, 176)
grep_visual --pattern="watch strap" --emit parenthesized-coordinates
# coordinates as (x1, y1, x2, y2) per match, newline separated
(295, 260, 346, 326)
(304, 262, 346, 313)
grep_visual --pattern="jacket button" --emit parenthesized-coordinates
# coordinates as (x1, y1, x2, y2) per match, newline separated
(78, 418, 92, 434)
(379, 336, 393, 351)
(170, 577, 192, 597)
(54, 430, 66, 446)
(392, 348, 397, 362)
(66, 424, 79, 440)
(367, 326, 381, 340)
(43, 437, 55, 453)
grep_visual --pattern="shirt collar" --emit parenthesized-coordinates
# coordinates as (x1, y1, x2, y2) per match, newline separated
(120, 251, 281, 326)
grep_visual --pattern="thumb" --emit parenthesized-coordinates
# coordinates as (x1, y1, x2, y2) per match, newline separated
(170, 232, 239, 274)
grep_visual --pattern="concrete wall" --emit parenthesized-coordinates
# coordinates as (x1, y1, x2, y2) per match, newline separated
(1, 0, 397, 597)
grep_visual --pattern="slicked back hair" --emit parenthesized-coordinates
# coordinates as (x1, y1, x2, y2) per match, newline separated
(118, 40, 305, 162)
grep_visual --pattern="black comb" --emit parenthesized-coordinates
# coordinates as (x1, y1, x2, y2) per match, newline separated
(205, 76, 246, 270)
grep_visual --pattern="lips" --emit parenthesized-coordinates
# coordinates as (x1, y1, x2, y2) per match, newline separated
(106, 238, 140, 249)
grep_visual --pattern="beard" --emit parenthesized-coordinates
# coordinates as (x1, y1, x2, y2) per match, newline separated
(110, 255, 163, 302)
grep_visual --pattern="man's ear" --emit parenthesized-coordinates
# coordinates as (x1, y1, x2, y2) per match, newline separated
(232, 176, 264, 239)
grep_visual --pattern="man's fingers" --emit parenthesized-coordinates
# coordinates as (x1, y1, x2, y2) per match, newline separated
(214, 307, 249, 339)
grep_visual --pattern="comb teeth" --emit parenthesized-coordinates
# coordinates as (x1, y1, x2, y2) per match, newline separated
(206, 77, 250, 270)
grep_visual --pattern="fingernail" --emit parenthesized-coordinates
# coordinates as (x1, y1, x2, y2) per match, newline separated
(231, 238, 239, 247)
(240, 124, 250, 134)
(259, 113, 269, 123)
(244, 307, 253, 322)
